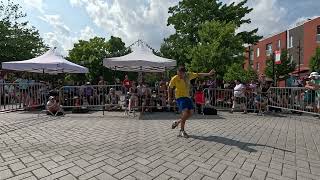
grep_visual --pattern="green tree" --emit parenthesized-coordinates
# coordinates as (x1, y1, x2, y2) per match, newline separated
(265, 50, 296, 82)
(0, 0, 47, 63)
(188, 21, 245, 75)
(223, 63, 257, 83)
(160, 0, 262, 66)
(68, 36, 130, 83)
(246, 67, 258, 82)
(309, 47, 320, 72)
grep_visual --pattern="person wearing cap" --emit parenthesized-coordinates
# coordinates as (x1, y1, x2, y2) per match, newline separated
(83, 82, 94, 104)
(305, 72, 320, 114)
(168, 66, 215, 138)
(46, 96, 63, 116)
(105, 88, 120, 111)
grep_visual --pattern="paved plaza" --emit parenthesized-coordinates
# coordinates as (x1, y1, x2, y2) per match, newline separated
(0, 111, 320, 180)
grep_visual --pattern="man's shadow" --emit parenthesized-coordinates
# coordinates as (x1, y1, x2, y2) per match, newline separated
(190, 135, 294, 153)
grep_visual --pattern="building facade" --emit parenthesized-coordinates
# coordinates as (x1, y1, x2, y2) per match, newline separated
(245, 17, 320, 76)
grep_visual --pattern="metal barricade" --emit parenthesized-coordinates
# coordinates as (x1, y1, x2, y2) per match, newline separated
(0, 83, 49, 112)
(268, 87, 319, 115)
(203, 88, 267, 113)
(59, 84, 171, 116)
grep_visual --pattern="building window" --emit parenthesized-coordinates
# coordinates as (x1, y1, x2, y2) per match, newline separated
(256, 63, 260, 71)
(290, 55, 294, 63)
(256, 48, 260, 57)
(278, 40, 281, 49)
(266, 44, 272, 56)
(317, 26, 320, 42)
(250, 49, 254, 62)
(289, 36, 293, 48)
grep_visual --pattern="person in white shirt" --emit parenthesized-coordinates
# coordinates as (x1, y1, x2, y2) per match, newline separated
(231, 79, 247, 114)
(46, 96, 63, 116)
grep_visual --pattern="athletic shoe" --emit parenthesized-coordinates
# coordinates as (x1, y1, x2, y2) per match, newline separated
(178, 130, 189, 138)
(171, 121, 178, 129)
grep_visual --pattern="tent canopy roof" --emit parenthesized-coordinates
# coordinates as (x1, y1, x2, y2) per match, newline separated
(103, 43, 176, 72)
(1, 49, 88, 74)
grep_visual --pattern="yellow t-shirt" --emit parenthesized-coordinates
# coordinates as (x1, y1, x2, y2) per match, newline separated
(169, 72, 199, 98)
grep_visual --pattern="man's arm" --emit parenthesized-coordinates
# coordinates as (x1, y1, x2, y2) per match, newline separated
(197, 69, 216, 78)
(167, 78, 175, 103)
(305, 81, 320, 90)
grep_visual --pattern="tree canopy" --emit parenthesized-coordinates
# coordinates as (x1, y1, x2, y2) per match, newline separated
(309, 47, 320, 73)
(68, 36, 131, 83)
(224, 63, 258, 83)
(265, 50, 296, 82)
(0, 0, 47, 63)
(188, 20, 245, 74)
(160, 0, 262, 68)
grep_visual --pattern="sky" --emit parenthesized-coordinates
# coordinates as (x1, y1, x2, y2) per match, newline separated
(10, 0, 320, 55)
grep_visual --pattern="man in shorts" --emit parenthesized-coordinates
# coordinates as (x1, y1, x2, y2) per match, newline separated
(168, 66, 215, 138)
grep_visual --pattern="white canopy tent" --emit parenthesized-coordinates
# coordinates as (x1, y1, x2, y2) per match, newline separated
(1, 49, 88, 74)
(103, 42, 176, 73)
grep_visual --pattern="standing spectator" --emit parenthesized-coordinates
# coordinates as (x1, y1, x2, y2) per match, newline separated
(231, 79, 247, 114)
(0, 76, 5, 103)
(158, 80, 167, 109)
(98, 76, 106, 85)
(84, 82, 94, 105)
(122, 75, 131, 93)
(98, 76, 106, 103)
(305, 72, 320, 114)
(15, 75, 29, 107)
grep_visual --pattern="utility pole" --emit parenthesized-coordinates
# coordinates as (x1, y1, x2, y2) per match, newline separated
(272, 52, 275, 86)
(297, 40, 301, 78)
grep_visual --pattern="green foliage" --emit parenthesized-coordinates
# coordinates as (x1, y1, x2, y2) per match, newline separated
(246, 67, 258, 81)
(224, 63, 257, 83)
(265, 50, 296, 81)
(188, 21, 245, 75)
(309, 47, 320, 72)
(160, 0, 262, 67)
(67, 36, 130, 83)
(0, 0, 47, 63)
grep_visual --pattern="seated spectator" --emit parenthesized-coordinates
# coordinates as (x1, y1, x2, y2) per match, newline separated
(105, 88, 121, 111)
(46, 96, 63, 116)
(231, 80, 247, 114)
(268, 92, 281, 113)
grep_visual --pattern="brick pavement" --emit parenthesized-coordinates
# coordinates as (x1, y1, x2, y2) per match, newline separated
(0, 111, 320, 180)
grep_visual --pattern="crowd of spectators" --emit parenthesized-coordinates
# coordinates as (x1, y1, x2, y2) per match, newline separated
(1, 72, 320, 116)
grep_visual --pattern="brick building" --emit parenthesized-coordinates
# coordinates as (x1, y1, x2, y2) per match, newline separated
(245, 17, 320, 78)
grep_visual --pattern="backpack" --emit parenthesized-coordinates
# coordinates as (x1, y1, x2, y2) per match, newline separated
(203, 105, 217, 115)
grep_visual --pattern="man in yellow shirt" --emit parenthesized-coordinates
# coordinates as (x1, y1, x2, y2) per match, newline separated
(168, 66, 215, 138)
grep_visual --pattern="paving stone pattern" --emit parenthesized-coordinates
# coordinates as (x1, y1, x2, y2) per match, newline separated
(0, 112, 320, 180)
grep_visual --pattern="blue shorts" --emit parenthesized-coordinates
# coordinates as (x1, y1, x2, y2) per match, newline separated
(176, 97, 194, 112)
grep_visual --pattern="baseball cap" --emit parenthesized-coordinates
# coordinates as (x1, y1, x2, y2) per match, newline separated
(309, 72, 319, 78)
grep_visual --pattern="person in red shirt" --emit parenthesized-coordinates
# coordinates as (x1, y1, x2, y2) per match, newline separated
(122, 75, 131, 93)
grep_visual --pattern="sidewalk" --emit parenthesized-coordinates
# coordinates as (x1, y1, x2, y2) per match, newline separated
(0, 112, 319, 180)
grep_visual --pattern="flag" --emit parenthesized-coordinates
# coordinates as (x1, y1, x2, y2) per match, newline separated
(275, 51, 281, 64)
